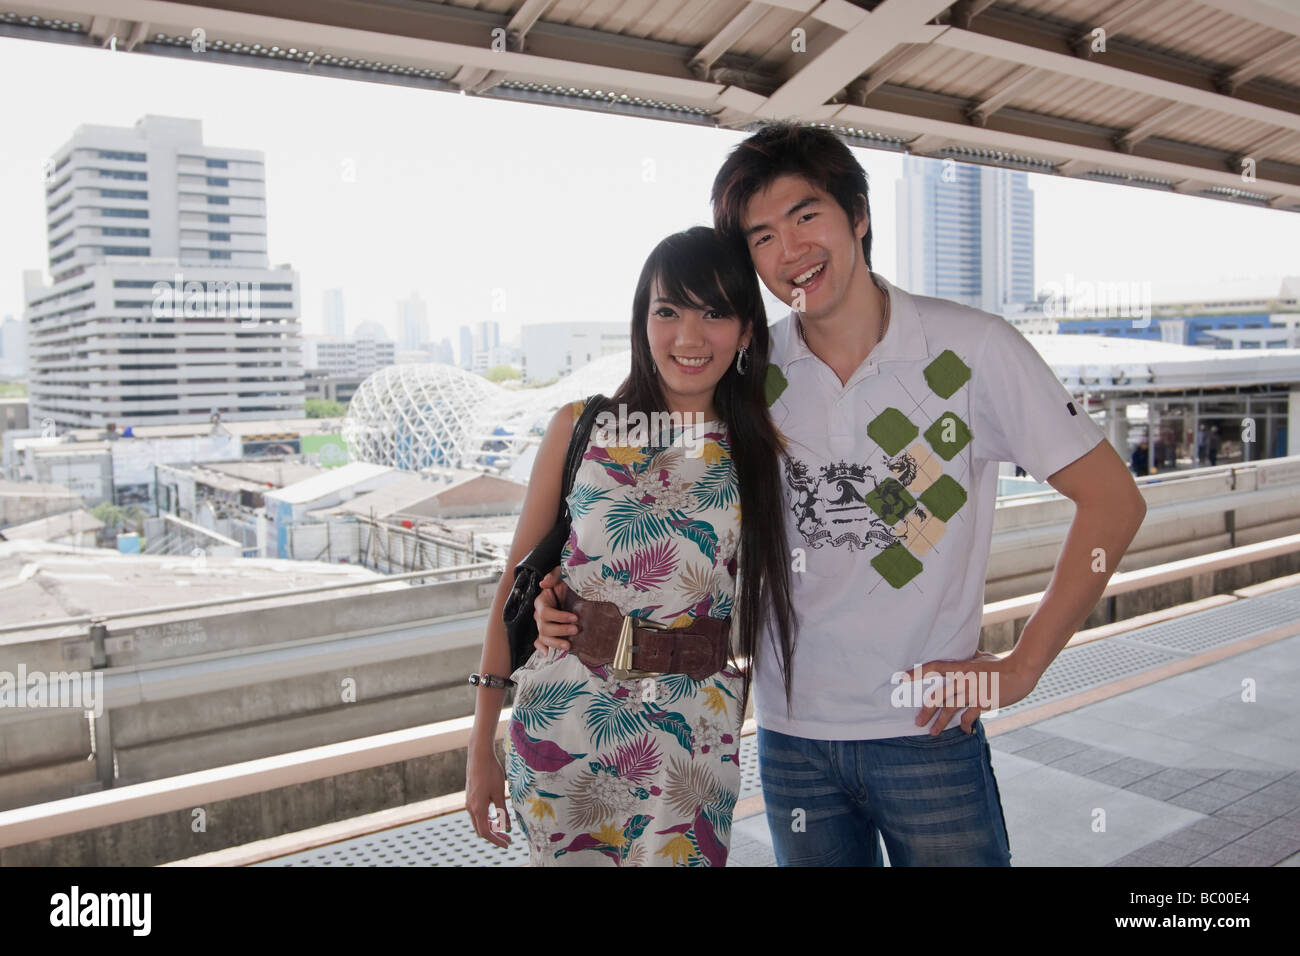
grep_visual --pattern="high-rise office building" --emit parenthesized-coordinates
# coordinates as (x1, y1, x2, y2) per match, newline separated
(302, 336, 395, 377)
(471, 319, 502, 372)
(458, 325, 474, 370)
(323, 288, 345, 339)
(0, 315, 27, 378)
(24, 115, 303, 428)
(398, 293, 429, 351)
(896, 155, 1034, 315)
(434, 337, 454, 365)
(521, 322, 629, 381)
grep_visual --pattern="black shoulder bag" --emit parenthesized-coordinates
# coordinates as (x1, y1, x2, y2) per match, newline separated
(501, 394, 607, 673)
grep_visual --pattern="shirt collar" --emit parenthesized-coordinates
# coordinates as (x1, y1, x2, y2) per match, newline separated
(771, 273, 929, 373)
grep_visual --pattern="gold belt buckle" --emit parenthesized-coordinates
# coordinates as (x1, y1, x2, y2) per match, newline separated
(610, 614, 665, 680)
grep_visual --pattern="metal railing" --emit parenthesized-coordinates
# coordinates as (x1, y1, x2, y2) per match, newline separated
(0, 560, 503, 636)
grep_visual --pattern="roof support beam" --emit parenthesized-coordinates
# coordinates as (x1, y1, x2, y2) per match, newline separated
(1055, 158, 1096, 175)
(823, 98, 1300, 205)
(966, 64, 1038, 126)
(849, 43, 932, 101)
(756, 0, 955, 119)
(1114, 101, 1196, 151)
(451, 62, 514, 95)
(1196, 0, 1300, 38)
(807, 0, 868, 32)
(950, 0, 997, 31)
(87, 15, 148, 50)
(688, 1, 770, 78)
(505, 0, 559, 51)
(34, 0, 728, 106)
(1216, 36, 1300, 94)
(907, 133, 953, 153)
(1236, 129, 1300, 163)
(933, 21, 1300, 136)
(1070, 0, 1150, 58)
(461, 0, 562, 97)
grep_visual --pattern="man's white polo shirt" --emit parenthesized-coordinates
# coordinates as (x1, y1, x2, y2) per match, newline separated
(757, 275, 1106, 741)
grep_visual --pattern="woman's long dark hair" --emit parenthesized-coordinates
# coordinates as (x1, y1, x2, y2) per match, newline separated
(608, 226, 797, 717)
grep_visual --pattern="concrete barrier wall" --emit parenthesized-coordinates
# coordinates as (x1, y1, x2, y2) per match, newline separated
(110, 627, 485, 784)
(985, 463, 1300, 601)
(4, 462, 1300, 829)
(0, 576, 498, 811)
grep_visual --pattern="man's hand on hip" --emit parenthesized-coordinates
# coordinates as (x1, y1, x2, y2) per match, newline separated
(906, 651, 1042, 734)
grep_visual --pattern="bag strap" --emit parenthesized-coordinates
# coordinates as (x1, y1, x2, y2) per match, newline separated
(557, 393, 607, 522)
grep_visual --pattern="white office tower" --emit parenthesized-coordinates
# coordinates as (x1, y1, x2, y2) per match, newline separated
(0, 315, 27, 378)
(521, 321, 630, 382)
(458, 325, 473, 370)
(397, 293, 429, 351)
(303, 336, 395, 376)
(468, 319, 507, 373)
(896, 155, 1035, 316)
(25, 115, 303, 428)
(322, 288, 345, 338)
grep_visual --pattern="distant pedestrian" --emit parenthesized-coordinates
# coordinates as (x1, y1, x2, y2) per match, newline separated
(1131, 440, 1148, 476)
(1208, 426, 1221, 466)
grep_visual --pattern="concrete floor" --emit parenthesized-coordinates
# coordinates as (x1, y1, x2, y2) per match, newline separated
(256, 624, 1300, 867)
(722, 632, 1300, 867)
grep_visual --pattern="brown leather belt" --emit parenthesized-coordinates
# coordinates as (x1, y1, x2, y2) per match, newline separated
(561, 588, 730, 681)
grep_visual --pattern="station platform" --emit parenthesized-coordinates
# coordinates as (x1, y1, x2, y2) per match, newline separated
(230, 581, 1300, 867)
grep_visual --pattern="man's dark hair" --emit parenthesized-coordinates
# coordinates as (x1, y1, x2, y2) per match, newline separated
(711, 122, 872, 269)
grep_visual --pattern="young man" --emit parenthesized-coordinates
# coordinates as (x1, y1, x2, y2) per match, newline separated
(537, 123, 1146, 866)
(699, 122, 1147, 865)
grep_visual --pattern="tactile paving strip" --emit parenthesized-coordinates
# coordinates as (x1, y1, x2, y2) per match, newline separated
(257, 734, 764, 867)
(1111, 596, 1300, 654)
(1248, 583, 1300, 607)
(990, 590, 1300, 718)
(990, 641, 1180, 718)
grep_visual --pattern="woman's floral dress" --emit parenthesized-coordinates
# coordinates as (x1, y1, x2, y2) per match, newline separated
(506, 402, 745, 867)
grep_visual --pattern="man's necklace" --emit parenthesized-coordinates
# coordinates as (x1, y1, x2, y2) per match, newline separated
(876, 281, 891, 347)
(796, 279, 890, 350)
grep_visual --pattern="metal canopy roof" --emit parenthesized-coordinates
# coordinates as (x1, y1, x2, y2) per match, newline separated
(5, 0, 1300, 211)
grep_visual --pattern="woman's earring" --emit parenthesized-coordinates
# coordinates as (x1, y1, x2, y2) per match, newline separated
(735, 346, 749, 376)
(652, 361, 659, 376)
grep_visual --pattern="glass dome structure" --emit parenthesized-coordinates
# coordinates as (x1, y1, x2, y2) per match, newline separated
(343, 353, 632, 473)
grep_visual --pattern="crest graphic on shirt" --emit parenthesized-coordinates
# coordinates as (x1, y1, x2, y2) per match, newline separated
(781, 348, 974, 589)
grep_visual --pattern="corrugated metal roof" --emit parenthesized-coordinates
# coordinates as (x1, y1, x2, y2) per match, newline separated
(265, 461, 396, 505)
(0, 508, 102, 540)
(2, 0, 1297, 210)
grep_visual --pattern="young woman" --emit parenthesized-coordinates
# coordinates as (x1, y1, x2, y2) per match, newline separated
(465, 226, 796, 866)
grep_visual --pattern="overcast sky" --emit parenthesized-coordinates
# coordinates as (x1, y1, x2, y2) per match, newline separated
(2, 35, 1298, 344)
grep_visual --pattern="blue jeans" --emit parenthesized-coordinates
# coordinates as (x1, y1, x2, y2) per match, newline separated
(757, 721, 1012, 866)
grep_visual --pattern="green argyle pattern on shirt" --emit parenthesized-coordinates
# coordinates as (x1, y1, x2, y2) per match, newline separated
(861, 349, 973, 589)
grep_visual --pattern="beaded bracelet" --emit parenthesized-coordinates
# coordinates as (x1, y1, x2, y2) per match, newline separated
(468, 673, 515, 689)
